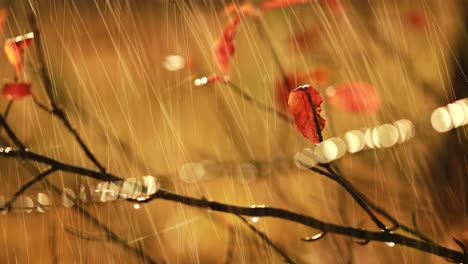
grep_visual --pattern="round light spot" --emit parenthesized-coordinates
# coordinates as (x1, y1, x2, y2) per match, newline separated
(37, 193, 50, 213)
(106, 182, 120, 202)
(121, 178, 142, 198)
(364, 128, 375, 148)
(393, 120, 412, 143)
(62, 188, 76, 208)
(237, 163, 257, 183)
(79, 185, 89, 203)
(374, 124, 399, 148)
(314, 140, 338, 163)
(328, 137, 346, 159)
(94, 181, 109, 202)
(294, 151, 316, 169)
(179, 163, 205, 183)
(163, 55, 185, 71)
(448, 103, 465, 128)
(302, 147, 316, 160)
(12, 195, 34, 213)
(326, 86, 336, 97)
(143, 175, 160, 195)
(401, 119, 415, 139)
(343, 130, 365, 153)
(454, 100, 468, 126)
(371, 128, 382, 148)
(431, 107, 453, 133)
(201, 160, 222, 180)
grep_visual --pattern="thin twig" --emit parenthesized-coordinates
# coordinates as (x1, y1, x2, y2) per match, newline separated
(73, 203, 158, 264)
(237, 215, 296, 263)
(0, 113, 26, 149)
(64, 225, 108, 242)
(4, 100, 13, 118)
(0, 147, 119, 181)
(318, 164, 435, 243)
(223, 219, 235, 264)
(315, 164, 388, 231)
(0, 167, 56, 212)
(31, 94, 52, 113)
(0, 100, 13, 135)
(254, 20, 289, 90)
(29, 15, 106, 173)
(28, 15, 57, 109)
(226, 81, 290, 122)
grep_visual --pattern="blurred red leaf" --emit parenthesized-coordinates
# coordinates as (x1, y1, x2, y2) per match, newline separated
(289, 26, 322, 53)
(321, 0, 345, 14)
(407, 10, 427, 30)
(288, 85, 326, 144)
(4, 32, 34, 75)
(326, 80, 381, 113)
(2, 82, 32, 100)
(261, 0, 311, 10)
(214, 15, 242, 75)
(0, 9, 8, 36)
(276, 66, 330, 110)
(224, 2, 260, 17)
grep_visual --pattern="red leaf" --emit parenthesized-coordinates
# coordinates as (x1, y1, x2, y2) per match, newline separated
(4, 32, 34, 75)
(288, 85, 326, 144)
(276, 66, 330, 110)
(326, 81, 381, 113)
(261, 0, 311, 10)
(214, 15, 242, 75)
(2, 82, 32, 100)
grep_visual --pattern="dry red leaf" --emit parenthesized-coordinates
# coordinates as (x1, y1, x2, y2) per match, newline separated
(261, 0, 312, 10)
(276, 66, 330, 110)
(326, 80, 381, 113)
(2, 82, 32, 100)
(288, 85, 326, 144)
(214, 15, 242, 75)
(4, 32, 34, 75)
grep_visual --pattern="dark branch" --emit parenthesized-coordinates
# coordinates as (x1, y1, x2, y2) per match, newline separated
(226, 81, 291, 122)
(237, 215, 296, 263)
(143, 190, 466, 263)
(0, 167, 56, 212)
(0, 144, 464, 262)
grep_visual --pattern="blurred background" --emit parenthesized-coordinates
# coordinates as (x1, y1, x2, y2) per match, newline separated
(0, 0, 466, 263)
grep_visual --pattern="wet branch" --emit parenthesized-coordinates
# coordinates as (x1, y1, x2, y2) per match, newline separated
(0, 142, 465, 262)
